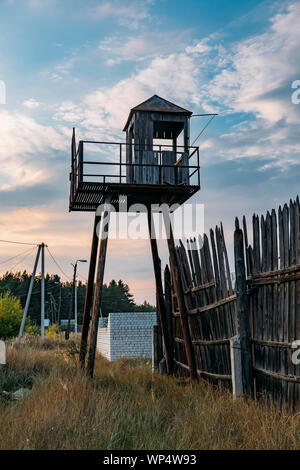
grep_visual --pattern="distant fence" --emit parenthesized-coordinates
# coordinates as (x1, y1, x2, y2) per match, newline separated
(164, 197, 300, 411)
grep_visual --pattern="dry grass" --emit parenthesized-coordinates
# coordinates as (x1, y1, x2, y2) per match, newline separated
(0, 337, 299, 450)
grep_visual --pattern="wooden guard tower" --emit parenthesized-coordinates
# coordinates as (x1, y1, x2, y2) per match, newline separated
(71, 95, 200, 379)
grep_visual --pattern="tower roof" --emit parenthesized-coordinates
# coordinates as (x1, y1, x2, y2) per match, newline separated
(123, 94, 192, 131)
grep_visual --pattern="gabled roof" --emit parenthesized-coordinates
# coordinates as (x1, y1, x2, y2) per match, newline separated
(123, 94, 192, 131)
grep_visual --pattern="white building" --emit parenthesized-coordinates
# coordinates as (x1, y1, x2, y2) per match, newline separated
(97, 312, 157, 361)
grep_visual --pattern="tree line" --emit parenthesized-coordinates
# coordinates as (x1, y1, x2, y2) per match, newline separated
(0, 271, 155, 327)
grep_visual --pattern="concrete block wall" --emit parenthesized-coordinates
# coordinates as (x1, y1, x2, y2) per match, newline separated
(96, 322, 110, 360)
(97, 312, 157, 361)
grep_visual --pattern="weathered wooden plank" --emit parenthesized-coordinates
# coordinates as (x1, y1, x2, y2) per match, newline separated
(174, 337, 230, 346)
(295, 197, 300, 409)
(163, 210, 198, 381)
(79, 213, 101, 368)
(162, 151, 176, 184)
(186, 294, 237, 315)
(234, 218, 254, 396)
(282, 203, 290, 409)
(164, 265, 174, 357)
(210, 229, 222, 300)
(253, 366, 300, 384)
(289, 200, 296, 411)
(87, 195, 112, 378)
(148, 210, 173, 374)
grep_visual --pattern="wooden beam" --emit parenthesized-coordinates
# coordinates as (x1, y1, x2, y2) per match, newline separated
(162, 209, 198, 382)
(79, 212, 101, 368)
(87, 195, 112, 378)
(234, 218, 254, 397)
(147, 209, 173, 374)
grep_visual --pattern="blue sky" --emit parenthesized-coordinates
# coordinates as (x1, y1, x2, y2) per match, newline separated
(0, 0, 300, 304)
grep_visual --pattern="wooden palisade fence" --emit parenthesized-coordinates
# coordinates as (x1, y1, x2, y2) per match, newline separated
(161, 196, 300, 411)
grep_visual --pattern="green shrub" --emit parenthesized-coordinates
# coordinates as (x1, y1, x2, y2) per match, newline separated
(45, 323, 59, 338)
(25, 324, 41, 336)
(0, 292, 26, 339)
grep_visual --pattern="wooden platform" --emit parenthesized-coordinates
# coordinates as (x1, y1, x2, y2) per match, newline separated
(69, 181, 200, 212)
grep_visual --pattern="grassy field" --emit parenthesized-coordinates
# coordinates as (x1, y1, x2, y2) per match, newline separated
(0, 336, 299, 450)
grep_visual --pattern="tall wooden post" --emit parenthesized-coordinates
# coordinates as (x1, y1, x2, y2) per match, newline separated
(162, 209, 198, 381)
(164, 265, 173, 354)
(87, 196, 112, 378)
(147, 209, 173, 374)
(79, 213, 101, 368)
(234, 218, 254, 397)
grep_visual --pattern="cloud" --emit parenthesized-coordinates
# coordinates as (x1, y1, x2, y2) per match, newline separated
(23, 98, 40, 109)
(5, 0, 56, 9)
(98, 30, 191, 65)
(1, 0, 300, 304)
(199, 2, 300, 124)
(0, 109, 66, 190)
(54, 2, 300, 174)
(41, 51, 79, 82)
(92, 0, 155, 29)
(185, 39, 212, 55)
(56, 52, 199, 136)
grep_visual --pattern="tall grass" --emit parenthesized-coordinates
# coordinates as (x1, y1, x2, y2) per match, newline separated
(0, 338, 299, 450)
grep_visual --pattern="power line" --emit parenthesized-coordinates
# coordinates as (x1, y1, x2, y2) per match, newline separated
(17, 284, 61, 298)
(0, 239, 37, 246)
(8, 247, 36, 272)
(46, 247, 72, 281)
(0, 246, 35, 266)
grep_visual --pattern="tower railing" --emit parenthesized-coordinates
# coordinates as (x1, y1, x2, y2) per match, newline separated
(70, 140, 200, 203)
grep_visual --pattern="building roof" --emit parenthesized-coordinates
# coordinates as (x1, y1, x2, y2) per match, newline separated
(123, 94, 193, 131)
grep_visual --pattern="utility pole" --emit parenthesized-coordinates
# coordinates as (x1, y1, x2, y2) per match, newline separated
(57, 282, 62, 326)
(66, 259, 87, 340)
(41, 243, 45, 340)
(74, 279, 78, 338)
(19, 244, 41, 339)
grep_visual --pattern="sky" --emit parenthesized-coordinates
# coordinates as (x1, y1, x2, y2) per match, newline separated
(0, 0, 300, 305)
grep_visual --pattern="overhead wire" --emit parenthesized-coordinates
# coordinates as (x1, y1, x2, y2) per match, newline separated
(0, 247, 36, 274)
(46, 247, 72, 281)
(0, 246, 35, 266)
(8, 247, 37, 272)
(191, 114, 216, 146)
(0, 239, 37, 246)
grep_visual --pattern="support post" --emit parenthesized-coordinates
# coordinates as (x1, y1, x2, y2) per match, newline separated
(230, 335, 243, 398)
(78, 141, 83, 182)
(234, 218, 254, 397)
(74, 279, 78, 339)
(66, 262, 77, 340)
(80, 213, 101, 367)
(162, 209, 198, 381)
(164, 265, 173, 354)
(41, 243, 45, 340)
(148, 209, 173, 374)
(87, 195, 112, 378)
(0, 340, 6, 365)
(152, 325, 159, 374)
(19, 245, 41, 339)
(58, 284, 62, 326)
